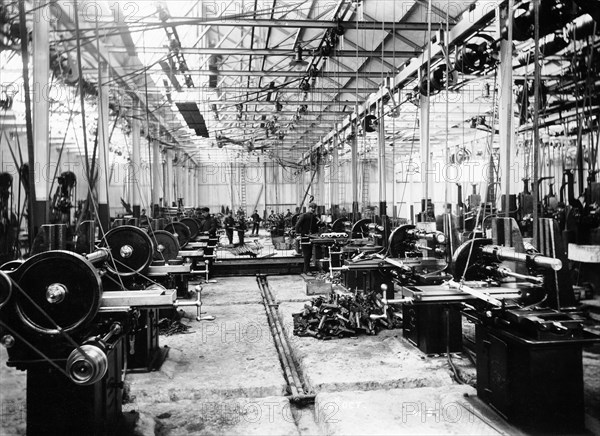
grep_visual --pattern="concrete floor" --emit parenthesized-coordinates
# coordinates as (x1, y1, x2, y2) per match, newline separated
(1, 272, 600, 435)
(127, 274, 600, 435)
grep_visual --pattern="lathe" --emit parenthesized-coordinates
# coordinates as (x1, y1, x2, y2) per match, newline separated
(346, 215, 599, 433)
(399, 217, 598, 433)
(0, 224, 201, 435)
(111, 218, 215, 295)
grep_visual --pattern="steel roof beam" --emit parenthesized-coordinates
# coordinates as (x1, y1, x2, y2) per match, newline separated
(90, 68, 396, 78)
(90, 18, 449, 31)
(108, 47, 420, 57)
(198, 99, 359, 105)
(119, 83, 373, 93)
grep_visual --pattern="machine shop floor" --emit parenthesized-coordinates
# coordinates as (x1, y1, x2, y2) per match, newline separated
(2, 275, 600, 435)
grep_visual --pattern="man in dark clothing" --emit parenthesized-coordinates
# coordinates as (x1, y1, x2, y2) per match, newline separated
(223, 211, 235, 245)
(199, 207, 218, 237)
(295, 202, 319, 274)
(250, 210, 261, 236)
(284, 209, 293, 226)
(237, 216, 247, 246)
(139, 209, 149, 226)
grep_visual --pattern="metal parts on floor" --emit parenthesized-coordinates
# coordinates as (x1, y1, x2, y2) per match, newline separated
(292, 289, 403, 340)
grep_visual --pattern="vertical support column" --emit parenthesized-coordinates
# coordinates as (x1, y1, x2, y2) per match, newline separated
(151, 137, 161, 212)
(130, 100, 141, 218)
(189, 164, 194, 207)
(96, 44, 111, 230)
(191, 164, 196, 207)
(316, 157, 324, 207)
(498, 3, 514, 219)
(229, 162, 235, 211)
(176, 160, 182, 207)
(330, 135, 339, 219)
(263, 162, 268, 217)
(185, 164, 191, 207)
(32, 0, 50, 226)
(392, 131, 396, 219)
(172, 153, 179, 206)
(350, 133, 359, 220)
(420, 94, 432, 221)
(180, 158, 186, 206)
(532, 0, 540, 244)
(296, 169, 302, 208)
(237, 164, 242, 211)
(165, 149, 173, 207)
(198, 165, 202, 206)
(194, 166, 199, 206)
(378, 100, 387, 217)
(180, 159, 186, 207)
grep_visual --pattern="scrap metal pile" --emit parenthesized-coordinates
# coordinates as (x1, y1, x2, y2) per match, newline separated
(158, 317, 192, 336)
(292, 290, 402, 340)
(228, 240, 263, 257)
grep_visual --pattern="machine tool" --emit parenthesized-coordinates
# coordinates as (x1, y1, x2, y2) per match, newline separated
(0, 224, 202, 435)
(448, 219, 600, 434)
(145, 229, 193, 297)
(388, 224, 447, 260)
(112, 218, 214, 294)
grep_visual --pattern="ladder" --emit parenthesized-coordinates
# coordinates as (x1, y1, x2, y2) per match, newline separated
(361, 159, 370, 209)
(240, 164, 247, 214)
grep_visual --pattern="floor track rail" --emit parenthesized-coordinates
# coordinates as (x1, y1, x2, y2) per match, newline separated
(256, 274, 314, 404)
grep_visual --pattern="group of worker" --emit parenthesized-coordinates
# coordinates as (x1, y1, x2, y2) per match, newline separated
(223, 203, 319, 273)
(181, 204, 319, 268)
(223, 209, 248, 246)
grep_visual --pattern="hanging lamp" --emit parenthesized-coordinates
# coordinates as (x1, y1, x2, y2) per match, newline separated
(289, 45, 308, 69)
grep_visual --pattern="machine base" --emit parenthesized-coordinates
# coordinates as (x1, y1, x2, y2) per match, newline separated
(25, 339, 124, 436)
(402, 303, 462, 354)
(475, 323, 587, 434)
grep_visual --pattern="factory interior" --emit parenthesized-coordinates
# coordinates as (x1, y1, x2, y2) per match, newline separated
(1, 0, 600, 434)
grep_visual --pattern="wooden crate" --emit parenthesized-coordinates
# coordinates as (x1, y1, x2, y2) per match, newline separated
(305, 278, 332, 295)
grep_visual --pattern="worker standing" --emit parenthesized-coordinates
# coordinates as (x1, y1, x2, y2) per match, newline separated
(250, 210, 261, 236)
(199, 207, 218, 237)
(284, 209, 293, 226)
(295, 202, 319, 275)
(237, 215, 247, 247)
(224, 211, 235, 245)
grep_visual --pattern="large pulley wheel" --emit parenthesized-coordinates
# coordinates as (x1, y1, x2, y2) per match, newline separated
(351, 219, 371, 238)
(452, 238, 492, 281)
(0, 270, 12, 309)
(12, 251, 101, 335)
(150, 230, 180, 261)
(0, 259, 24, 271)
(388, 224, 416, 258)
(331, 218, 350, 233)
(180, 218, 200, 239)
(165, 222, 191, 248)
(101, 225, 153, 276)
